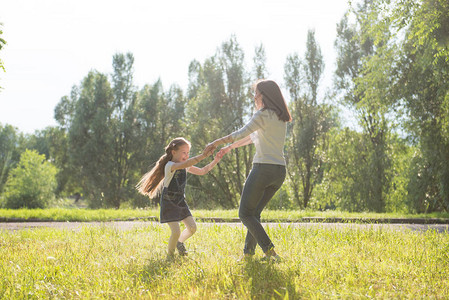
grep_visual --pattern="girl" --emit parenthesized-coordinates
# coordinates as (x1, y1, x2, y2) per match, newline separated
(206, 80, 292, 262)
(136, 137, 221, 258)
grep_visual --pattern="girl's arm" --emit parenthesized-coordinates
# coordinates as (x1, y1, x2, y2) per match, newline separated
(206, 134, 234, 150)
(188, 152, 222, 176)
(195, 136, 252, 175)
(170, 147, 215, 172)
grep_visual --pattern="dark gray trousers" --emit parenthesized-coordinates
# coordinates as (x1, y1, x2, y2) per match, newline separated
(239, 163, 286, 254)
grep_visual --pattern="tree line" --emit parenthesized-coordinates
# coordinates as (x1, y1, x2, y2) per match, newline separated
(0, 0, 448, 213)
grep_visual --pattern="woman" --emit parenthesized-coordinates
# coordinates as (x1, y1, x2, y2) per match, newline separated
(206, 79, 292, 261)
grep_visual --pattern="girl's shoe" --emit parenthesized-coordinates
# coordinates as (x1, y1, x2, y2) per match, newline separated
(177, 241, 188, 256)
(166, 254, 175, 262)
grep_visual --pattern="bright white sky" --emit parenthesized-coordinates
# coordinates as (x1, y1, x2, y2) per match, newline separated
(0, 0, 351, 134)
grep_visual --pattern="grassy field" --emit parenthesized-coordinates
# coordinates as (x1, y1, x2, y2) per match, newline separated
(1, 207, 449, 223)
(1, 223, 448, 299)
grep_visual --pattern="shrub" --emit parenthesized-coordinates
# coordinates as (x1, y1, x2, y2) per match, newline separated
(266, 185, 294, 210)
(4, 149, 58, 209)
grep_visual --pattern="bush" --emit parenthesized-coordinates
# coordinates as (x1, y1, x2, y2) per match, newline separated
(4, 149, 58, 209)
(266, 185, 294, 210)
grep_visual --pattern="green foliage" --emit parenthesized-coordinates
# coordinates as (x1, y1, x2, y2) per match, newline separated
(3, 149, 57, 208)
(184, 36, 252, 208)
(316, 128, 367, 211)
(265, 185, 294, 210)
(384, 137, 413, 213)
(132, 79, 189, 207)
(55, 53, 180, 208)
(312, 128, 398, 212)
(0, 22, 6, 77)
(4, 3, 449, 214)
(22, 126, 79, 197)
(379, 0, 449, 211)
(67, 70, 115, 208)
(284, 30, 336, 209)
(328, 0, 449, 213)
(0, 123, 22, 197)
(252, 43, 268, 80)
(334, 0, 395, 212)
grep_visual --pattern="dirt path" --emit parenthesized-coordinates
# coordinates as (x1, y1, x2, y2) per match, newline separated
(1, 221, 448, 233)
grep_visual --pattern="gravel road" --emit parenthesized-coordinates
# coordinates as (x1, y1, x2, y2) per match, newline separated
(1, 221, 448, 233)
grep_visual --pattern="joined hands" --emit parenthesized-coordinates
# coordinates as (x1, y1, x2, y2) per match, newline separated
(202, 141, 230, 160)
(202, 144, 216, 157)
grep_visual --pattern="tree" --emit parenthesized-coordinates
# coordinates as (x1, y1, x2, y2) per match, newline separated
(54, 86, 82, 197)
(319, 127, 398, 212)
(284, 30, 334, 208)
(284, 53, 303, 206)
(108, 53, 140, 208)
(0, 124, 22, 197)
(67, 70, 115, 207)
(132, 82, 164, 207)
(21, 126, 77, 197)
(386, 0, 449, 212)
(187, 60, 204, 100)
(0, 22, 6, 90)
(323, 128, 369, 211)
(131, 79, 189, 207)
(334, 0, 393, 212)
(185, 36, 251, 208)
(3, 149, 57, 209)
(253, 43, 269, 80)
(55, 53, 168, 208)
(339, 0, 449, 212)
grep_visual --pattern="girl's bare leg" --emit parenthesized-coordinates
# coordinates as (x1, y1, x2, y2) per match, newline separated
(179, 216, 197, 243)
(167, 222, 181, 256)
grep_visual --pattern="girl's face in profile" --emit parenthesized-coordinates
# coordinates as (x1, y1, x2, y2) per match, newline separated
(172, 144, 190, 163)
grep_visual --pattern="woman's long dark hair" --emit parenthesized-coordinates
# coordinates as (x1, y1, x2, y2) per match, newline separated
(255, 80, 292, 122)
(136, 137, 191, 198)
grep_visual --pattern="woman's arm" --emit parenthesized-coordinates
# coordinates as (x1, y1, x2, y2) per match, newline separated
(205, 134, 234, 151)
(229, 135, 253, 149)
(205, 110, 264, 153)
(217, 135, 253, 157)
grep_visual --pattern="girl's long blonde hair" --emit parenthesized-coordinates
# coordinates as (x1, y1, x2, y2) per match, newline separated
(136, 137, 191, 198)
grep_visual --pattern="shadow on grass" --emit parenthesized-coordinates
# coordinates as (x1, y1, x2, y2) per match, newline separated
(242, 259, 300, 299)
(134, 255, 175, 283)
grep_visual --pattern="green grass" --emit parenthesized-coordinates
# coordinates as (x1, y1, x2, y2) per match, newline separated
(1, 224, 448, 298)
(0, 207, 159, 222)
(1, 207, 449, 223)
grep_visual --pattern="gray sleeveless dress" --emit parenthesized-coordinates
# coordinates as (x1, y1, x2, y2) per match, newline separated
(159, 168, 192, 223)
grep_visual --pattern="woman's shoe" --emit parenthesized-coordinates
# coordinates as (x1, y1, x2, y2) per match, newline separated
(237, 253, 254, 262)
(261, 248, 281, 262)
(177, 241, 188, 256)
(261, 254, 281, 262)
